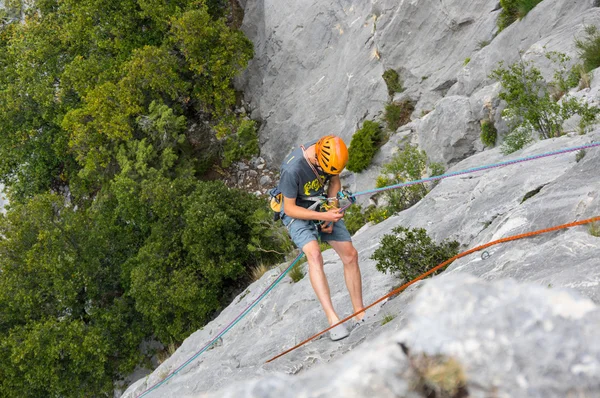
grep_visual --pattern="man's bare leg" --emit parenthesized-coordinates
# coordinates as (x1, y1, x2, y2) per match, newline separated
(328, 240, 365, 322)
(303, 240, 341, 325)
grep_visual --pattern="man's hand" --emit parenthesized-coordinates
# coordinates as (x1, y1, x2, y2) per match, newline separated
(319, 208, 343, 234)
(320, 208, 344, 223)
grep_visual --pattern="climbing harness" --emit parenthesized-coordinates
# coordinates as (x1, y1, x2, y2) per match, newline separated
(137, 141, 600, 397)
(265, 215, 600, 363)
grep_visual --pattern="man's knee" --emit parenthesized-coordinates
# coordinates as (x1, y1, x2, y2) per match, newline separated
(302, 240, 323, 266)
(339, 244, 358, 265)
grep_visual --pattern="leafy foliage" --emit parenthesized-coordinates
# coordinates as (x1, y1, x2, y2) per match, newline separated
(347, 120, 384, 173)
(222, 119, 260, 167)
(0, 0, 254, 201)
(376, 144, 429, 213)
(480, 119, 498, 147)
(491, 55, 599, 154)
(384, 101, 414, 132)
(371, 226, 459, 281)
(344, 145, 442, 232)
(575, 25, 600, 73)
(498, 0, 543, 31)
(382, 69, 403, 96)
(0, 0, 291, 395)
(344, 204, 370, 235)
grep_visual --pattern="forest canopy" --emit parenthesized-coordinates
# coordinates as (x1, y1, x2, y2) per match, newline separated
(0, 0, 288, 396)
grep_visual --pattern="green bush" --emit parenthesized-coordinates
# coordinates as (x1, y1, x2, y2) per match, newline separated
(500, 117, 534, 154)
(344, 204, 369, 235)
(371, 226, 459, 282)
(575, 25, 600, 73)
(498, 0, 543, 31)
(347, 120, 384, 173)
(384, 101, 414, 132)
(491, 55, 599, 154)
(376, 144, 429, 213)
(480, 119, 498, 147)
(382, 69, 403, 96)
(366, 206, 391, 224)
(222, 119, 260, 168)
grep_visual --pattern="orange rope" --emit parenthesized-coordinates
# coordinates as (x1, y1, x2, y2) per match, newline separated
(266, 215, 600, 363)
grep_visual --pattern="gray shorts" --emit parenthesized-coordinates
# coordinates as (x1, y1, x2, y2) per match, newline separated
(282, 215, 352, 250)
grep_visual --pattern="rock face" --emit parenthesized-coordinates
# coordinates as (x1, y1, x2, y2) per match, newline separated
(198, 274, 600, 398)
(238, 0, 600, 168)
(122, 130, 600, 397)
(123, 0, 600, 396)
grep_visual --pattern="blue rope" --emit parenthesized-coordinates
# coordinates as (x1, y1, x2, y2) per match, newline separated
(136, 252, 305, 397)
(350, 141, 600, 199)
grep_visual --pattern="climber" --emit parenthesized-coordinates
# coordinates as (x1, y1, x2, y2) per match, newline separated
(277, 135, 365, 341)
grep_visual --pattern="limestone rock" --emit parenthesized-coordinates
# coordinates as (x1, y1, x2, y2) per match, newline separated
(197, 274, 600, 398)
(416, 96, 481, 166)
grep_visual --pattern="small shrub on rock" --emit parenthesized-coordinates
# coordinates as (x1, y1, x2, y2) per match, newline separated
(344, 204, 369, 235)
(382, 69, 403, 96)
(480, 119, 498, 147)
(428, 162, 445, 189)
(371, 226, 459, 281)
(575, 25, 600, 73)
(347, 120, 384, 173)
(222, 119, 260, 168)
(366, 206, 391, 224)
(288, 262, 305, 283)
(384, 101, 414, 132)
(376, 144, 429, 213)
(498, 0, 543, 31)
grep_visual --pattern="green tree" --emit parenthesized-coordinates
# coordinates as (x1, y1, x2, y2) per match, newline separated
(0, 193, 148, 397)
(0, 0, 270, 394)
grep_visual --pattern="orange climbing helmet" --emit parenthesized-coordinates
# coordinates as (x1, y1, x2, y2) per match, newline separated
(315, 135, 348, 175)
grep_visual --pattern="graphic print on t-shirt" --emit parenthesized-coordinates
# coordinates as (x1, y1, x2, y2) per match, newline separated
(303, 178, 323, 196)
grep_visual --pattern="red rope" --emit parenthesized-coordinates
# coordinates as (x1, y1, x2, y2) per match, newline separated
(266, 216, 600, 363)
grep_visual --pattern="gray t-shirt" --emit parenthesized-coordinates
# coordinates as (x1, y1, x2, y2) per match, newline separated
(279, 140, 331, 209)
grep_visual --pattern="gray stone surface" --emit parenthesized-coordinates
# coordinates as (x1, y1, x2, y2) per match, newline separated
(122, 127, 600, 397)
(416, 95, 481, 166)
(238, 0, 600, 169)
(167, 275, 600, 398)
(237, 0, 388, 164)
(449, 0, 600, 97)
